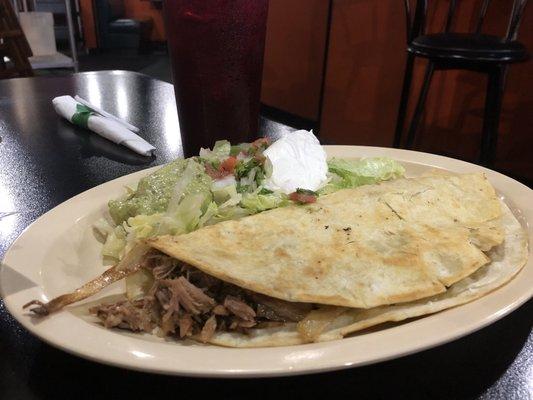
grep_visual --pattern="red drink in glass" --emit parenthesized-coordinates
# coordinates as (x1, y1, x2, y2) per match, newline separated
(163, 0, 269, 157)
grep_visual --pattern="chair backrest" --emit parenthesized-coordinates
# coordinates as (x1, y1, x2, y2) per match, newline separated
(0, 0, 33, 79)
(404, 0, 529, 43)
(94, 0, 124, 45)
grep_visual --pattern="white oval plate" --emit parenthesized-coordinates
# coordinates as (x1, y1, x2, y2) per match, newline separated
(1, 146, 531, 377)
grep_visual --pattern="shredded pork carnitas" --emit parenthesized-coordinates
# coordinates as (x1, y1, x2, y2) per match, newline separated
(24, 245, 317, 343)
(90, 252, 313, 342)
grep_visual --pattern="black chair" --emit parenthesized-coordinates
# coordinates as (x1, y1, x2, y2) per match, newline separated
(95, 0, 152, 51)
(393, 0, 529, 166)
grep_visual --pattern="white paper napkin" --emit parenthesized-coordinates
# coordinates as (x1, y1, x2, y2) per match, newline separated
(52, 95, 155, 156)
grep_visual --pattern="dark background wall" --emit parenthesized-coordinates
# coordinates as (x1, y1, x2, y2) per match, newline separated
(262, 0, 533, 183)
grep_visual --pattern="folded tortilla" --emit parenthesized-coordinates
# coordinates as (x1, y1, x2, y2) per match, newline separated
(198, 200, 528, 347)
(148, 173, 504, 309)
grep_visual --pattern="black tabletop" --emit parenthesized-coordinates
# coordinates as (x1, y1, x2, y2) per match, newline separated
(0, 71, 531, 400)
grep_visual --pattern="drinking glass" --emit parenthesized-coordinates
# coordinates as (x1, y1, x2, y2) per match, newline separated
(163, 0, 270, 157)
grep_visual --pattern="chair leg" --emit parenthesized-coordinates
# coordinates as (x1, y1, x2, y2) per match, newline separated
(480, 66, 506, 167)
(405, 61, 435, 149)
(393, 53, 415, 148)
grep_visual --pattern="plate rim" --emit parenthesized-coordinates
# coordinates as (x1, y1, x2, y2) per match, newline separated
(1, 145, 531, 378)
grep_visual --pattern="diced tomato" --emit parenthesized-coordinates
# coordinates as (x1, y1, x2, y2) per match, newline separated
(221, 156, 237, 173)
(204, 156, 237, 180)
(204, 163, 230, 180)
(289, 192, 317, 204)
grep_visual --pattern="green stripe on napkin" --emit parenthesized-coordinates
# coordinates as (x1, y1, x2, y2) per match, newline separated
(71, 104, 95, 128)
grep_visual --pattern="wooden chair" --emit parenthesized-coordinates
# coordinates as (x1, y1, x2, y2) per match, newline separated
(0, 0, 33, 79)
(393, 0, 529, 167)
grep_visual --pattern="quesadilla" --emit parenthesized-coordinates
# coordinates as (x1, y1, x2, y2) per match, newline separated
(147, 172, 503, 308)
(24, 172, 527, 347)
(206, 200, 527, 347)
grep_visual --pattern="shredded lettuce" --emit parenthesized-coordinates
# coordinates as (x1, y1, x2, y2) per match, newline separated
(103, 159, 214, 260)
(199, 140, 231, 162)
(173, 192, 210, 233)
(125, 213, 162, 237)
(329, 157, 405, 180)
(211, 178, 239, 205)
(235, 158, 260, 179)
(209, 205, 251, 224)
(230, 143, 250, 156)
(237, 165, 265, 193)
(157, 192, 212, 236)
(165, 160, 212, 214)
(106, 192, 213, 261)
(212, 140, 231, 157)
(198, 201, 219, 227)
(93, 217, 114, 242)
(320, 157, 405, 194)
(102, 225, 127, 259)
(240, 192, 289, 213)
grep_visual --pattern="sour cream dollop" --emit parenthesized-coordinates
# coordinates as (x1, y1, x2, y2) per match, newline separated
(263, 130, 328, 194)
